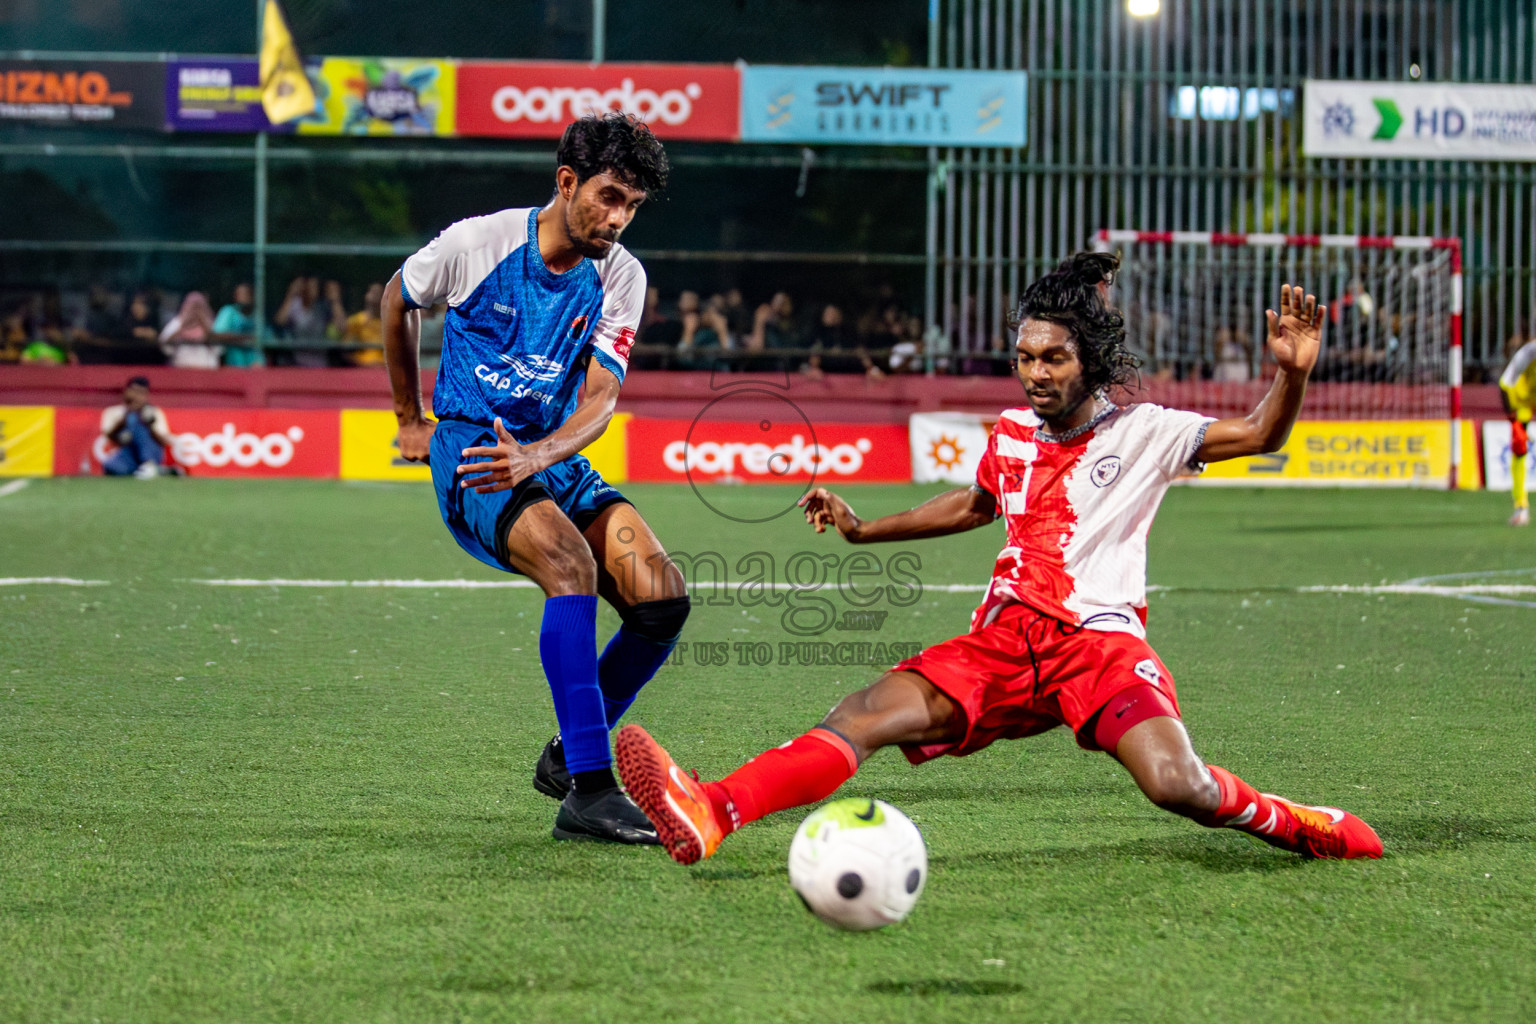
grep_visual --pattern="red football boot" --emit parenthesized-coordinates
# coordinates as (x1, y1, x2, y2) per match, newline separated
(1263, 794, 1384, 859)
(615, 725, 724, 866)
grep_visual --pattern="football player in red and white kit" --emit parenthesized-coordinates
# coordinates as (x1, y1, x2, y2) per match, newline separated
(618, 251, 1383, 864)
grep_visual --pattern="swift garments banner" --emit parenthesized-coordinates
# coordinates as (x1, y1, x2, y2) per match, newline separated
(0, 61, 164, 129)
(52, 408, 339, 478)
(627, 419, 910, 483)
(456, 61, 740, 141)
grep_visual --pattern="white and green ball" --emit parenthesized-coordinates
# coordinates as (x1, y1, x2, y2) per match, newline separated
(787, 798, 927, 931)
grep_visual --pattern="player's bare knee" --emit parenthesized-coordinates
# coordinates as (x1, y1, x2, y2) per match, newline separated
(537, 537, 599, 595)
(1141, 760, 1218, 815)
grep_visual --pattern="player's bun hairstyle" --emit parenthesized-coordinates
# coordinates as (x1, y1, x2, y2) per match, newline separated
(557, 113, 670, 197)
(1011, 251, 1141, 394)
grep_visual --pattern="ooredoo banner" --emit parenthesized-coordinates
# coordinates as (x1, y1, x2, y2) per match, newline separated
(53, 408, 339, 478)
(456, 61, 740, 141)
(0, 61, 165, 129)
(627, 419, 909, 484)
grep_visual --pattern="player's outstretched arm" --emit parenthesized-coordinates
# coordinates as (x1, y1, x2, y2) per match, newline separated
(1197, 283, 1324, 463)
(383, 270, 434, 462)
(456, 362, 622, 494)
(799, 485, 996, 543)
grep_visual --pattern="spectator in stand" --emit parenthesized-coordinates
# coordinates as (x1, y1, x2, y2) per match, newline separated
(1211, 326, 1252, 382)
(802, 303, 880, 379)
(723, 288, 753, 343)
(343, 282, 387, 366)
(118, 291, 168, 363)
(100, 376, 178, 478)
(0, 299, 31, 363)
(748, 291, 796, 353)
(214, 283, 262, 367)
(273, 276, 344, 367)
(640, 289, 683, 349)
(159, 291, 222, 368)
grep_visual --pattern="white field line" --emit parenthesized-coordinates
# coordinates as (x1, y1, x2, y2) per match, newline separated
(0, 577, 108, 586)
(0, 479, 31, 498)
(177, 578, 1536, 604)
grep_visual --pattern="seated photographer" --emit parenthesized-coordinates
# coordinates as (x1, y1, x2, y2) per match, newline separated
(100, 376, 177, 478)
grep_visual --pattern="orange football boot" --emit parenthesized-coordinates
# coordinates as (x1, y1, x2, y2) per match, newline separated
(1264, 794, 1384, 859)
(615, 724, 724, 865)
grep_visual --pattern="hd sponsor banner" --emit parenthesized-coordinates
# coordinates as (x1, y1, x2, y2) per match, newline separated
(740, 65, 1026, 147)
(909, 412, 994, 484)
(299, 57, 455, 136)
(457, 61, 740, 141)
(627, 418, 910, 484)
(0, 407, 55, 477)
(52, 408, 339, 478)
(166, 59, 291, 133)
(339, 409, 630, 482)
(1199, 420, 1460, 487)
(1304, 80, 1536, 161)
(0, 61, 164, 129)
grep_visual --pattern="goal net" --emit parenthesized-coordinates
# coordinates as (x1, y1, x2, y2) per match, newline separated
(1090, 230, 1462, 424)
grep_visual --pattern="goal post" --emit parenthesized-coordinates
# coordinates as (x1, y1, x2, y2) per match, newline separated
(1090, 230, 1464, 488)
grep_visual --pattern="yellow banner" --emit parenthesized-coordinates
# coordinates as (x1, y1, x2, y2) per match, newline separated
(340, 410, 629, 483)
(299, 58, 455, 136)
(0, 406, 54, 477)
(1200, 420, 1464, 487)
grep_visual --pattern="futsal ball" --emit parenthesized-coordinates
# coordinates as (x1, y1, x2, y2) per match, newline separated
(787, 798, 927, 931)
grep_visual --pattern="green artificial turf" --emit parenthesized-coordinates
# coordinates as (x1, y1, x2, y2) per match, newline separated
(1, 478, 1533, 1023)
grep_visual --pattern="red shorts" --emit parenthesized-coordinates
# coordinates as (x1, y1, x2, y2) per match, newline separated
(894, 602, 1181, 764)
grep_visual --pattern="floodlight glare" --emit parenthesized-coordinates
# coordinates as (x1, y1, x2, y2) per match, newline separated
(1128, 0, 1161, 16)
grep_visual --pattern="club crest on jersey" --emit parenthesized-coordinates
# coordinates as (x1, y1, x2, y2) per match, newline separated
(569, 315, 590, 339)
(1090, 455, 1122, 487)
(1134, 658, 1161, 685)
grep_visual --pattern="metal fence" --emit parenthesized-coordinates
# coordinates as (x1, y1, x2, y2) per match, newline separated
(930, 0, 1536, 378)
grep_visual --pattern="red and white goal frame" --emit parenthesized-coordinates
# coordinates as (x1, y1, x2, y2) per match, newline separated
(1091, 229, 1465, 488)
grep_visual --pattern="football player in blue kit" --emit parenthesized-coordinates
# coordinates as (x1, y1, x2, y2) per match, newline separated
(382, 114, 685, 844)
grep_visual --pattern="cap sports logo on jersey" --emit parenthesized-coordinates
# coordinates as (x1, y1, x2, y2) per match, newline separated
(569, 315, 589, 339)
(498, 352, 564, 382)
(613, 326, 635, 360)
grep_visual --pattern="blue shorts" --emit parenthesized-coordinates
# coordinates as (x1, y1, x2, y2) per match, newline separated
(430, 418, 629, 573)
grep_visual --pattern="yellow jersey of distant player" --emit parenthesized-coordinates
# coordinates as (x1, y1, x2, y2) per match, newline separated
(1500, 340, 1536, 416)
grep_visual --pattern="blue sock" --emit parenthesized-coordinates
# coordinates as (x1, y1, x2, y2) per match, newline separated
(538, 595, 608, 775)
(597, 627, 677, 727)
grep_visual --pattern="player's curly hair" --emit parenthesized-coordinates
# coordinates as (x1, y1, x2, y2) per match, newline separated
(557, 113, 670, 197)
(1010, 251, 1141, 393)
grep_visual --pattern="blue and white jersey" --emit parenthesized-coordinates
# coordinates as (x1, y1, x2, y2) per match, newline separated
(400, 206, 644, 442)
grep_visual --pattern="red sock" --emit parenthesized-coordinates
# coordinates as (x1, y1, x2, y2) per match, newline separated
(703, 728, 859, 836)
(1198, 764, 1300, 851)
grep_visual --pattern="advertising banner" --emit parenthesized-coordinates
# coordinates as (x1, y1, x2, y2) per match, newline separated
(627, 418, 910, 484)
(166, 59, 290, 133)
(456, 61, 740, 141)
(740, 65, 1026, 147)
(909, 412, 994, 484)
(1304, 80, 1536, 161)
(0, 61, 164, 129)
(339, 409, 630, 482)
(0, 407, 55, 477)
(53, 408, 339, 478)
(299, 57, 455, 136)
(1482, 419, 1513, 492)
(1199, 420, 1455, 487)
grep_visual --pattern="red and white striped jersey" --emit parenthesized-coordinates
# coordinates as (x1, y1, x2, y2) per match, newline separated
(972, 402, 1214, 637)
